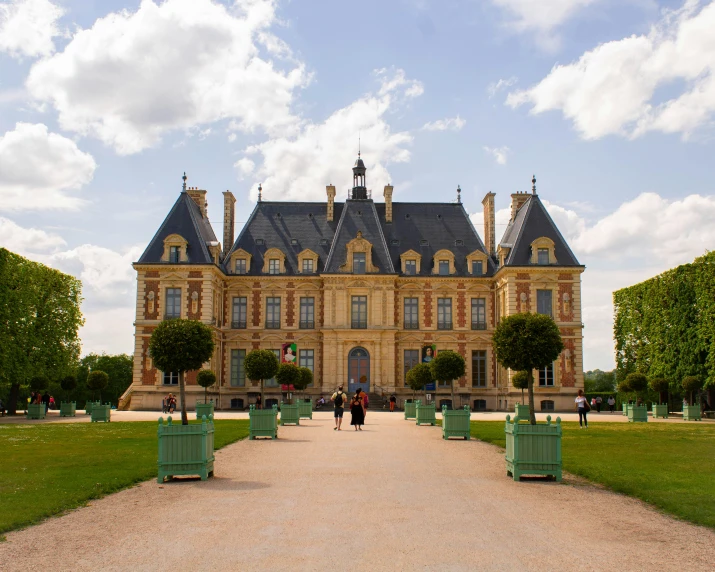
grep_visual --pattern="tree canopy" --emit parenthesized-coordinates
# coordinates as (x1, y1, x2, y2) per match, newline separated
(682, 376, 703, 405)
(512, 371, 529, 404)
(276, 363, 300, 402)
(76, 353, 132, 406)
(149, 319, 215, 424)
(625, 372, 648, 395)
(197, 369, 216, 404)
(406, 363, 432, 397)
(493, 312, 564, 424)
(86, 370, 109, 400)
(245, 349, 279, 406)
(295, 367, 313, 394)
(429, 350, 466, 408)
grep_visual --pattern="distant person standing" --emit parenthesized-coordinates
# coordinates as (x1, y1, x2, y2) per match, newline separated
(42, 391, 50, 413)
(389, 394, 396, 412)
(350, 391, 364, 431)
(255, 394, 262, 410)
(362, 390, 369, 420)
(607, 395, 615, 413)
(576, 389, 589, 428)
(596, 396, 602, 413)
(331, 385, 347, 431)
(49, 396, 55, 410)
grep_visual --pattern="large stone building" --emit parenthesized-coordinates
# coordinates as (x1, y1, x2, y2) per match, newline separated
(127, 158, 584, 411)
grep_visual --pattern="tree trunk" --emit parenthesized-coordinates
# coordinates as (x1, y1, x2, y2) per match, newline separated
(179, 370, 188, 425)
(205, 386, 208, 404)
(261, 379, 264, 409)
(527, 369, 536, 425)
(8, 382, 20, 415)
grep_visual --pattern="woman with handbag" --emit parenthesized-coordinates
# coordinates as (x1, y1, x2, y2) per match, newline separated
(575, 389, 589, 428)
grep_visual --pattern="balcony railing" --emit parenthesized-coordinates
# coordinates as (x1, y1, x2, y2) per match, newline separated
(351, 321, 368, 329)
(265, 321, 280, 329)
(164, 313, 180, 320)
(404, 321, 419, 329)
(471, 322, 487, 330)
(231, 320, 247, 329)
(299, 320, 314, 329)
(437, 321, 453, 330)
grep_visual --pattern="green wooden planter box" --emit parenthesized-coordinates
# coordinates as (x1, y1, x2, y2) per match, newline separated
(683, 405, 701, 421)
(157, 415, 214, 483)
(298, 399, 313, 419)
(59, 401, 76, 417)
(404, 401, 417, 420)
(85, 400, 101, 415)
(26, 403, 46, 419)
(249, 404, 278, 439)
(622, 403, 628, 415)
(651, 403, 668, 419)
(515, 403, 530, 419)
(442, 405, 470, 439)
(91, 404, 111, 423)
(195, 401, 214, 420)
(280, 402, 300, 425)
(627, 404, 648, 423)
(415, 400, 436, 426)
(505, 414, 562, 482)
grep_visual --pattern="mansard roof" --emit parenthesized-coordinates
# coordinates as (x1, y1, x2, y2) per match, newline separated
(138, 192, 218, 264)
(499, 194, 581, 267)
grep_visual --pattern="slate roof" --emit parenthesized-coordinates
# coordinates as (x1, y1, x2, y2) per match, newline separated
(499, 194, 581, 267)
(138, 192, 218, 264)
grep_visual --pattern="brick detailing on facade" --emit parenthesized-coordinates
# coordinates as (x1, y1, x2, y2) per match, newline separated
(395, 345, 400, 388)
(516, 273, 530, 281)
(141, 336, 156, 385)
(560, 338, 576, 387)
(394, 291, 400, 327)
(144, 280, 159, 320)
(252, 341, 260, 350)
(457, 283, 466, 328)
(252, 283, 261, 326)
(558, 273, 572, 281)
(186, 370, 197, 385)
(145, 271, 159, 278)
(558, 283, 574, 322)
(318, 292, 324, 328)
(187, 281, 202, 320)
(188, 271, 202, 278)
(423, 283, 433, 328)
(458, 342, 467, 387)
(516, 282, 530, 313)
(285, 283, 295, 327)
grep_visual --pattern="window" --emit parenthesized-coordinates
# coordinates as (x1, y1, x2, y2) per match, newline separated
(471, 298, 486, 330)
(420, 239, 429, 246)
(351, 296, 367, 329)
(537, 290, 553, 317)
(235, 259, 247, 274)
(165, 288, 181, 319)
(454, 239, 464, 246)
(320, 239, 329, 246)
(265, 349, 280, 387)
(391, 239, 400, 246)
(231, 297, 247, 329)
(404, 298, 419, 329)
(163, 371, 179, 385)
(302, 258, 314, 273)
(404, 349, 420, 385)
(255, 239, 265, 245)
(169, 246, 180, 263)
(266, 297, 281, 328)
(300, 297, 314, 329)
(541, 400, 555, 411)
(230, 349, 246, 387)
(290, 239, 298, 246)
(537, 248, 549, 265)
(539, 363, 554, 386)
(471, 260, 483, 276)
(405, 260, 417, 275)
(472, 350, 487, 387)
(299, 350, 314, 386)
(438, 260, 450, 275)
(353, 252, 366, 273)
(268, 259, 280, 274)
(437, 298, 452, 330)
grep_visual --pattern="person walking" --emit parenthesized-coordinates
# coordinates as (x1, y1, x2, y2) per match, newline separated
(361, 390, 369, 420)
(389, 394, 396, 412)
(350, 391, 365, 431)
(331, 385, 347, 431)
(607, 395, 615, 413)
(596, 396, 602, 413)
(576, 389, 589, 428)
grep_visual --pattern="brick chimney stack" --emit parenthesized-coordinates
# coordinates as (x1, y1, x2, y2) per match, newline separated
(326, 184, 336, 222)
(384, 184, 393, 223)
(187, 187, 208, 218)
(223, 190, 236, 257)
(510, 191, 530, 221)
(482, 192, 496, 257)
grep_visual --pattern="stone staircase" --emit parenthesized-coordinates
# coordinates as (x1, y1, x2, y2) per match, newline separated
(366, 390, 390, 410)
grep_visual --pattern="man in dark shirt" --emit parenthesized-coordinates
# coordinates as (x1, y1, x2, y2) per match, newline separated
(42, 392, 51, 413)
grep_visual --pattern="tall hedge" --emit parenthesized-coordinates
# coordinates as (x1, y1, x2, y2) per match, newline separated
(614, 251, 715, 390)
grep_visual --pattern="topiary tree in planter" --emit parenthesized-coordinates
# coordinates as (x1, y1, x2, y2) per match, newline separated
(86, 370, 109, 401)
(493, 312, 564, 425)
(512, 371, 529, 404)
(406, 363, 432, 401)
(245, 349, 279, 408)
(30, 374, 49, 394)
(295, 367, 313, 399)
(60, 374, 77, 403)
(196, 370, 216, 405)
(682, 375, 703, 406)
(649, 377, 669, 405)
(276, 363, 300, 404)
(149, 319, 215, 425)
(625, 372, 648, 405)
(429, 350, 466, 409)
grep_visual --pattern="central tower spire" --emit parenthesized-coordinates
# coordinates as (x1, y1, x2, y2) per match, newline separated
(351, 153, 367, 200)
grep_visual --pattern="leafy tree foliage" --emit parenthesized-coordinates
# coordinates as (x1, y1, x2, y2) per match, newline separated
(295, 367, 313, 396)
(245, 349, 279, 407)
(76, 353, 132, 407)
(681, 376, 703, 405)
(276, 363, 300, 403)
(429, 350, 466, 408)
(649, 378, 669, 404)
(584, 369, 617, 393)
(86, 370, 109, 401)
(406, 363, 432, 400)
(625, 372, 648, 402)
(0, 248, 83, 414)
(60, 375, 77, 402)
(149, 319, 215, 425)
(512, 371, 529, 404)
(196, 369, 216, 404)
(493, 312, 564, 424)
(29, 375, 49, 393)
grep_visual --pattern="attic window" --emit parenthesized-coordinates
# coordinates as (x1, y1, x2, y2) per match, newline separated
(420, 239, 429, 246)
(320, 239, 329, 246)
(391, 239, 400, 246)
(275, 213, 281, 218)
(308, 213, 313, 219)
(356, 210, 362, 216)
(255, 239, 265, 245)
(290, 239, 299, 246)
(405, 214, 411, 220)
(437, 214, 442, 220)
(454, 239, 464, 246)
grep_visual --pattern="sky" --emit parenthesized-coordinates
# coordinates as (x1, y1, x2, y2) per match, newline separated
(2, 0, 715, 371)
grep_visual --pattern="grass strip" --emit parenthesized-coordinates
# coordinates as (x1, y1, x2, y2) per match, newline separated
(0, 419, 249, 534)
(469, 420, 715, 529)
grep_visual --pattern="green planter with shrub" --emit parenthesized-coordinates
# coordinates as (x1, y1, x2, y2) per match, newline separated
(682, 405, 701, 421)
(195, 401, 214, 420)
(26, 403, 46, 419)
(404, 401, 416, 420)
(651, 404, 668, 419)
(627, 404, 648, 422)
(415, 400, 436, 426)
(279, 402, 300, 425)
(249, 404, 278, 439)
(91, 404, 111, 422)
(297, 399, 313, 419)
(505, 414, 562, 481)
(442, 405, 470, 439)
(157, 414, 214, 482)
(59, 401, 76, 417)
(515, 403, 530, 419)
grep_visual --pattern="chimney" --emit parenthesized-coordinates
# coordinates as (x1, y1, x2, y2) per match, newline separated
(510, 191, 529, 221)
(187, 187, 208, 218)
(326, 184, 336, 222)
(384, 184, 393, 223)
(482, 192, 496, 257)
(223, 190, 236, 257)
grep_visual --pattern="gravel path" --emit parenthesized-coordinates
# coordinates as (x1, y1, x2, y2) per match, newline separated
(2, 412, 714, 571)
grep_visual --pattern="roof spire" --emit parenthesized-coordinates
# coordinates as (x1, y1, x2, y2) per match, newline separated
(532, 175, 536, 194)
(358, 131, 361, 158)
(258, 183, 262, 202)
(457, 184, 461, 204)
(182, 171, 187, 192)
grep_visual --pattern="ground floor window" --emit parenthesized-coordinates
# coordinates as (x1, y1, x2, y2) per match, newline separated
(471, 350, 487, 387)
(299, 349, 314, 387)
(403, 349, 419, 386)
(230, 349, 246, 387)
(538, 363, 554, 386)
(473, 399, 487, 411)
(163, 371, 179, 385)
(541, 400, 555, 411)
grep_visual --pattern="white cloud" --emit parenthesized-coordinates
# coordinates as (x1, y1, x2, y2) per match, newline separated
(483, 145, 510, 165)
(240, 69, 420, 201)
(234, 157, 256, 177)
(26, 0, 309, 155)
(507, 1, 715, 139)
(421, 116, 466, 131)
(0, 216, 66, 254)
(487, 76, 518, 98)
(0, 123, 97, 211)
(0, 0, 64, 59)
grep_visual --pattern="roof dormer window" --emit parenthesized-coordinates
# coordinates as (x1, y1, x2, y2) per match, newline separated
(169, 246, 180, 263)
(269, 259, 280, 274)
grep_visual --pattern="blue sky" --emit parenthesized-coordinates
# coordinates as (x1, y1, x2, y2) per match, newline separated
(2, 0, 715, 370)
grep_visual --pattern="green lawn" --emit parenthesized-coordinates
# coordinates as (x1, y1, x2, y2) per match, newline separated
(0, 420, 249, 534)
(469, 420, 715, 529)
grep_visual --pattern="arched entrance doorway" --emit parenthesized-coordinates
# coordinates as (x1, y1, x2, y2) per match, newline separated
(348, 347, 370, 395)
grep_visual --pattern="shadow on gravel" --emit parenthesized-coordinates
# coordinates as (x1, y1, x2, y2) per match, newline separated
(161, 477, 271, 491)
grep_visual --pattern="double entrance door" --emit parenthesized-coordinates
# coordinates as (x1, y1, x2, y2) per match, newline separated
(347, 347, 370, 395)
